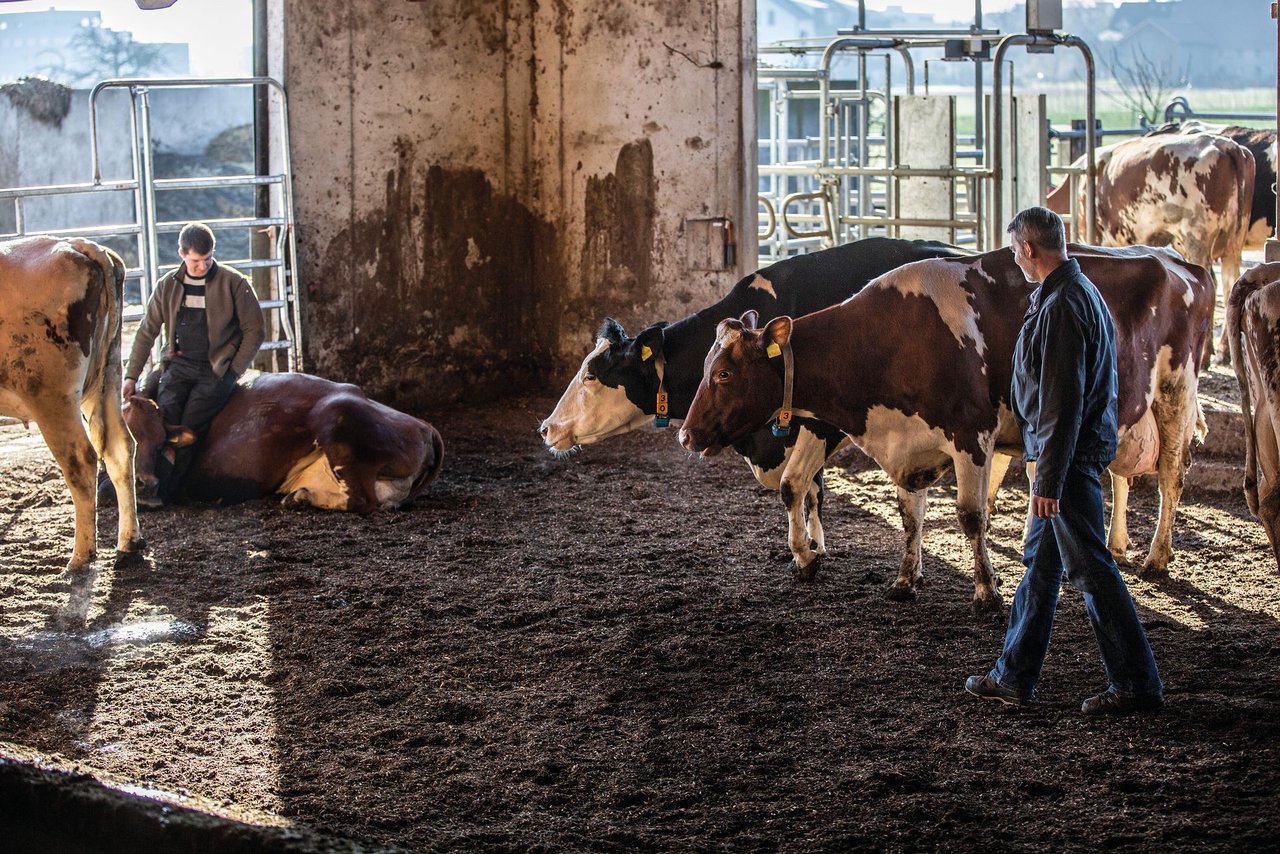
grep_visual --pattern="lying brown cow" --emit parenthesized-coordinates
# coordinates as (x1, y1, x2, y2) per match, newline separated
(1227, 262, 1280, 567)
(0, 236, 143, 570)
(122, 371, 444, 511)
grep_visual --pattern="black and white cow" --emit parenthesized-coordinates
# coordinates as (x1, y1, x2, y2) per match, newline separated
(540, 238, 970, 577)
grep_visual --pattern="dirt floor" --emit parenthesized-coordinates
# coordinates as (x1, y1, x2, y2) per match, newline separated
(1, 390, 1279, 852)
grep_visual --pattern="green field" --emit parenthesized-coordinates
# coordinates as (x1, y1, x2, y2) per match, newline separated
(950, 86, 1274, 137)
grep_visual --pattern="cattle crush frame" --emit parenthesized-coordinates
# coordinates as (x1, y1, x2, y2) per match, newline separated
(756, 2, 1098, 262)
(0, 76, 304, 373)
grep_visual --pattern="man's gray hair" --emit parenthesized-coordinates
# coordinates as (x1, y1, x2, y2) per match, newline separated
(1006, 206, 1066, 254)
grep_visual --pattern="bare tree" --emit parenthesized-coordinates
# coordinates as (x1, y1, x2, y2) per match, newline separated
(1106, 42, 1191, 125)
(63, 26, 171, 86)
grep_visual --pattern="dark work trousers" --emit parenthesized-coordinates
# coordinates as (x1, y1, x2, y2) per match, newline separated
(990, 459, 1163, 701)
(154, 356, 237, 499)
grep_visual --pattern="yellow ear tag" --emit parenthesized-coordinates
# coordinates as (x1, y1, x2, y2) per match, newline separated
(766, 342, 782, 358)
(640, 345, 653, 361)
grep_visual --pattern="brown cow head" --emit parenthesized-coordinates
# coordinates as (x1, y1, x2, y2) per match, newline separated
(678, 310, 790, 456)
(122, 395, 197, 506)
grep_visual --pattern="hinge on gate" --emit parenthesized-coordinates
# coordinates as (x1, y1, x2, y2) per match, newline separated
(1273, 2, 1278, 18)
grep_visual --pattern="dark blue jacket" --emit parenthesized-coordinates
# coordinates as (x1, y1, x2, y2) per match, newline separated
(1012, 257, 1119, 500)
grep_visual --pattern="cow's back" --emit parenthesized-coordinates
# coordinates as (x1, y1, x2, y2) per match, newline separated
(861, 245, 1211, 433)
(0, 236, 124, 417)
(736, 237, 971, 319)
(1091, 134, 1254, 263)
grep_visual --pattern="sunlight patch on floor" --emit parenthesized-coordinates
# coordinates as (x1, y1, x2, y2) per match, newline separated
(87, 598, 286, 819)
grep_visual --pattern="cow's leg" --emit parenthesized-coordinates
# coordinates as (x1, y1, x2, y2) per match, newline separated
(954, 456, 1002, 613)
(1140, 394, 1195, 576)
(1257, 483, 1280, 570)
(778, 429, 831, 581)
(1107, 470, 1133, 565)
(35, 401, 100, 571)
(986, 452, 1013, 522)
(83, 394, 143, 555)
(1217, 253, 1243, 365)
(806, 470, 827, 557)
(887, 486, 926, 601)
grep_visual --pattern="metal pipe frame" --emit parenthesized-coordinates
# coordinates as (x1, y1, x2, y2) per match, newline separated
(990, 33, 1096, 248)
(87, 75, 302, 370)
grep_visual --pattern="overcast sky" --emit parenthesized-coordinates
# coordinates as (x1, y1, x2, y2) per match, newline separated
(2, 0, 252, 77)
(2, 0, 1139, 71)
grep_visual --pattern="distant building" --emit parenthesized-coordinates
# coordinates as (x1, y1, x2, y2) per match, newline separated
(0, 7, 188, 85)
(1104, 0, 1271, 88)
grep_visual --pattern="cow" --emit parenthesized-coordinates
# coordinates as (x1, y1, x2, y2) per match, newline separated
(678, 244, 1212, 612)
(120, 371, 444, 512)
(539, 238, 971, 578)
(1047, 132, 1255, 364)
(1227, 262, 1280, 568)
(1145, 121, 1277, 250)
(0, 236, 143, 570)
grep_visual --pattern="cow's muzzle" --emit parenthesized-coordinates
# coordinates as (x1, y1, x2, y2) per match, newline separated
(677, 426, 723, 457)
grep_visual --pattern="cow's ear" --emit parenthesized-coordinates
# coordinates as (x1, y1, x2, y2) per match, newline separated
(740, 309, 760, 330)
(597, 317, 627, 346)
(763, 316, 793, 350)
(166, 426, 198, 448)
(634, 323, 666, 361)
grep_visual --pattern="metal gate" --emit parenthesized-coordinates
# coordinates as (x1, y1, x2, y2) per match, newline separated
(756, 30, 1099, 262)
(0, 76, 303, 372)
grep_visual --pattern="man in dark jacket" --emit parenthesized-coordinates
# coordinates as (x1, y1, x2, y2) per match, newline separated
(964, 206, 1163, 716)
(122, 222, 264, 501)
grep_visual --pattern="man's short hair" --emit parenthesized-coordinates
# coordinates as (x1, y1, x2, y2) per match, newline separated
(1006, 206, 1066, 254)
(178, 222, 216, 255)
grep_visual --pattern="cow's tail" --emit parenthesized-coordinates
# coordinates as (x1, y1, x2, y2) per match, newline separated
(1228, 271, 1261, 517)
(408, 422, 445, 502)
(70, 238, 127, 402)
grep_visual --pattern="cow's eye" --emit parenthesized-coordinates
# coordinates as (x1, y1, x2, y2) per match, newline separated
(715, 370, 731, 382)
(583, 372, 597, 384)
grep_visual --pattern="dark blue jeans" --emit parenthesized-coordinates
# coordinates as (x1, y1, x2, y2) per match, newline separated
(991, 459, 1163, 701)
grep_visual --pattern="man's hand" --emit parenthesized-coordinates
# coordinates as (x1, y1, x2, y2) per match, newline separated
(122, 377, 137, 401)
(1031, 494, 1060, 519)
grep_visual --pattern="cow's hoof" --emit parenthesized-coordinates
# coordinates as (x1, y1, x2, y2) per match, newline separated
(971, 593, 1004, 615)
(1111, 549, 1134, 567)
(1215, 350, 1232, 367)
(65, 552, 97, 573)
(885, 583, 918, 603)
(791, 555, 822, 583)
(119, 536, 147, 555)
(114, 547, 147, 567)
(1137, 561, 1168, 580)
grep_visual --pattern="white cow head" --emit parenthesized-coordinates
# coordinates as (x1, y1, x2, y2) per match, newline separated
(539, 318, 667, 454)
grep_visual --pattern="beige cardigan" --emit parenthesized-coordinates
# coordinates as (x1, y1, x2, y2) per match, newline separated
(125, 262, 265, 380)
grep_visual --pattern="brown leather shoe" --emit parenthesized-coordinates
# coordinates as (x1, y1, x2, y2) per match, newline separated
(1080, 689, 1163, 716)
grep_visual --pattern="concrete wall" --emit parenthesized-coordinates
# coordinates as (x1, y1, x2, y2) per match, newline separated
(282, 0, 753, 409)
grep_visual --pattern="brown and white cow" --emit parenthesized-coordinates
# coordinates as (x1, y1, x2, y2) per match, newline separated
(0, 236, 143, 570)
(122, 371, 444, 512)
(1048, 133, 1254, 364)
(1227, 262, 1280, 568)
(1146, 121, 1277, 250)
(678, 245, 1212, 612)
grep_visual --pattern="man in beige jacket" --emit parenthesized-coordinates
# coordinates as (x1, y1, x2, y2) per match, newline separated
(123, 222, 264, 501)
